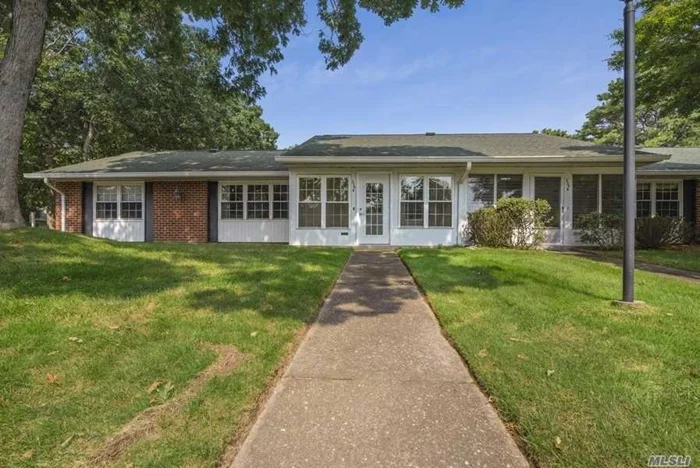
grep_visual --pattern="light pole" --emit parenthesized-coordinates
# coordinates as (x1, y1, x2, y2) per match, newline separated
(622, 0, 636, 303)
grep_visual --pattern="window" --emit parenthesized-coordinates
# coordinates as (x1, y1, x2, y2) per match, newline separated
(221, 184, 244, 219)
(400, 175, 453, 228)
(273, 185, 288, 219)
(325, 177, 349, 228)
(120, 185, 143, 219)
(572, 175, 599, 228)
(637, 182, 652, 218)
(601, 175, 624, 215)
(467, 174, 523, 212)
(298, 177, 322, 228)
(656, 182, 680, 217)
(428, 177, 452, 227)
(96, 185, 118, 219)
(96, 184, 142, 220)
(496, 175, 523, 199)
(400, 176, 424, 227)
(247, 184, 270, 219)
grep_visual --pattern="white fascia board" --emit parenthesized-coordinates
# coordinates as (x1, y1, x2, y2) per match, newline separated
(637, 170, 700, 176)
(24, 170, 290, 180)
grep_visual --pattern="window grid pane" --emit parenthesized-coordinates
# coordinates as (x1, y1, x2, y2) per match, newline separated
(401, 177, 424, 201)
(326, 202, 349, 228)
(121, 185, 142, 202)
(247, 184, 270, 219)
(120, 202, 142, 219)
(655, 183, 679, 217)
(299, 177, 321, 202)
(96, 185, 117, 202)
(400, 201, 424, 227)
(326, 177, 349, 202)
(273, 184, 288, 219)
(96, 202, 117, 219)
(428, 202, 452, 227)
(299, 203, 321, 227)
(601, 175, 624, 215)
(221, 185, 244, 219)
(637, 182, 652, 218)
(298, 178, 322, 227)
(428, 177, 452, 201)
(428, 177, 452, 227)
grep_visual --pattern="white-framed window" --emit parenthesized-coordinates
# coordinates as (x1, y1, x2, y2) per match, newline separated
(297, 176, 350, 229)
(573, 175, 682, 222)
(220, 183, 288, 220)
(466, 174, 523, 213)
(400, 175, 454, 228)
(95, 183, 142, 220)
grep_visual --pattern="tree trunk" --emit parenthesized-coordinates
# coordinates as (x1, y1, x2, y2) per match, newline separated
(82, 116, 95, 161)
(0, 0, 49, 230)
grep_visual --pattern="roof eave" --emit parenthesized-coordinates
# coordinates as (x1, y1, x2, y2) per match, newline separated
(275, 154, 666, 164)
(24, 170, 289, 180)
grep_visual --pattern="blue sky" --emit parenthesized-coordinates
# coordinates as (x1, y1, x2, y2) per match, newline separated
(258, 0, 625, 148)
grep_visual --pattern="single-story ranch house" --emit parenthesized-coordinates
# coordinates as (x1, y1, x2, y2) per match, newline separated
(25, 133, 700, 247)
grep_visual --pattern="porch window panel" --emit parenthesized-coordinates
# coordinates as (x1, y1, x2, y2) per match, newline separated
(221, 184, 244, 219)
(601, 175, 624, 215)
(96, 185, 118, 220)
(428, 177, 452, 227)
(467, 175, 494, 212)
(655, 182, 680, 217)
(400, 176, 424, 227)
(534, 177, 561, 228)
(572, 175, 599, 228)
(298, 177, 322, 228)
(496, 175, 523, 200)
(273, 184, 288, 219)
(325, 177, 349, 228)
(120, 184, 143, 219)
(637, 182, 652, 218)
(247, 184, 270, 219)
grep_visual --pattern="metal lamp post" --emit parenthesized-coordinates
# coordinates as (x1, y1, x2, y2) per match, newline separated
(622, 0, 637, 303)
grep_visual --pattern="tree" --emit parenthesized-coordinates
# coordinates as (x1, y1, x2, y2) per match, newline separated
(579, 0, 700, 147)
(532, 128, 574, 138)
(0, 0, 466, 229)
(18, 8, 278, 215)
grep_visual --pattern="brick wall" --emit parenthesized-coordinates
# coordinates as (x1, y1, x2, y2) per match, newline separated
(152, 181, 208, 242)
(52, 182, 83, 233)
(696, 182, 700, 228)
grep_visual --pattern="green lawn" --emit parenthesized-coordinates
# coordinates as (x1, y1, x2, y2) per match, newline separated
(400, 247, 700, 468)
(595, 245, 700, 273)
(0, 229, 349, 467)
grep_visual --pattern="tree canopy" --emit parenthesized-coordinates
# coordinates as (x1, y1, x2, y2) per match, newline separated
(579, 0, 700, 146)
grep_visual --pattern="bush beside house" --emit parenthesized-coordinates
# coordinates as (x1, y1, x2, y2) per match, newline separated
(466, 198, 551, 249)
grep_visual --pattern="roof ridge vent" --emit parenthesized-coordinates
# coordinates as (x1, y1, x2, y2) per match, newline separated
(425, 132, 436, 136)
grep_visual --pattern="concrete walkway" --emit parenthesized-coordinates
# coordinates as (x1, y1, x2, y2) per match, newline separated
(231, 251, 529, 468)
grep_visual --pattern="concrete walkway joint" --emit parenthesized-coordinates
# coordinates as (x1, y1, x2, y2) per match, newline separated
(231, 251, 529, 468)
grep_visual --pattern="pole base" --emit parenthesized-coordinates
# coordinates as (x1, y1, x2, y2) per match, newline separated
(611, 300, 646, 309)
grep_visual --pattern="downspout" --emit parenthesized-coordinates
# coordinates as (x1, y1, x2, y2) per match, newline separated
(43, 178, 65, 232)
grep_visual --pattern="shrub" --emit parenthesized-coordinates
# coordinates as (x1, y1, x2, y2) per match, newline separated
(577, 213, 623, 249)
(578, 213, 694, 249)
(635, 216, 694, 249)
(466, 197, 551, 248)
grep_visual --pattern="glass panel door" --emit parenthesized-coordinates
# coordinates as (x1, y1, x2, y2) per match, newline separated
(365, 182, 384, 236)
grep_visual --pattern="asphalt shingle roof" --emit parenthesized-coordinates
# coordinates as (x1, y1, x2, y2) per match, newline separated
(639, 147, 700, 172)
(285, 133, 658, 158)
(31, 150, 287, 175)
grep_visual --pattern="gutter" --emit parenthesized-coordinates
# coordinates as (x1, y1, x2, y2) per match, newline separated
(275, 154, 668, 164)
(24, 170, 289, 180)
(43, 177, 65, 232)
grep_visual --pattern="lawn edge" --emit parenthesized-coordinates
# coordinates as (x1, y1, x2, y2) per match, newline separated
(397, 248, 538, 468)
(217, 249, 352, 467)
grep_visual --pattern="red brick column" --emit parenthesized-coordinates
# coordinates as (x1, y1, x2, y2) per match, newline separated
(52, 181, 83, 233)
(152, 181, 208, 243)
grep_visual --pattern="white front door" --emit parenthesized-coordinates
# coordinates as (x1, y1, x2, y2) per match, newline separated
(532, 175, 564, 245)
(358, 174, 390, 244)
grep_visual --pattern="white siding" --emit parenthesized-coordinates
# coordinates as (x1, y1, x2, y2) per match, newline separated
(219, 219, 289, 243)
(93, 220, 145, 242)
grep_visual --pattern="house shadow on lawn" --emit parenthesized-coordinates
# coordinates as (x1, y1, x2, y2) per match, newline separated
(1, 233, 195, 300)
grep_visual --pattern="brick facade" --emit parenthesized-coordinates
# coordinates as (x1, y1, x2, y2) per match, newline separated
(52, 182, 83, 233)
(152, 181, 208, 243)
(696, 182, 700, 229)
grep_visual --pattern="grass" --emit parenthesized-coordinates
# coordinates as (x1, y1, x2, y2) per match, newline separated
(400, 247, 700, 468)
(593, 245, 700, 273)
(0, 229, 349, 467)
